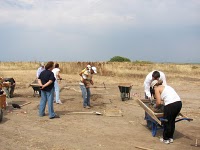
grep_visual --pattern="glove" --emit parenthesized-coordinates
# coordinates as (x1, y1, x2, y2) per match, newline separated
(148, 97, 154, 105)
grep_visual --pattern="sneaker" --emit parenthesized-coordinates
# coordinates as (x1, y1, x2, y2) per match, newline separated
(160, 138, 170, 144)
(56, 101, 63, 104)
(50, 114, 60, 119)
(169, 138, 174, 143)
(86, 106, 91, 109)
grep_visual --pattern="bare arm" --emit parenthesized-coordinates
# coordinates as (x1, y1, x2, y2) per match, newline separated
(38, 79, 53, 89)
(90, 80, 94, 85)
(38, 79, 43, 86)
(57, 71, 61, 79)
(154, 87, 162, 107)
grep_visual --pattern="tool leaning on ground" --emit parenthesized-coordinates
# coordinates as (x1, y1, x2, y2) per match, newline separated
(12, 102, 31, 109)
(66, 111, 102, 115)
(63, 82, 107, 89)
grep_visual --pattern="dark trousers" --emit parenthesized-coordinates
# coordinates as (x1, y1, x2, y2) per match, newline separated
(163, 101, 182, 140)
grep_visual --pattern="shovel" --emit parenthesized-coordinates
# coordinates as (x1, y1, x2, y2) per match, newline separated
(12, 102, 31, 109)
(67, 111, 102, 115)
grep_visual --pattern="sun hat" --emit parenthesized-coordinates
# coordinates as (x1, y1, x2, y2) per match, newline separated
(41, 62, 45, 66)
(91, 67, 97, 74)
(151, 80, 158, 88)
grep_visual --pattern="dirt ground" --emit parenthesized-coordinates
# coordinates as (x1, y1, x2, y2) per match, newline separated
(0, 72, 200, 150)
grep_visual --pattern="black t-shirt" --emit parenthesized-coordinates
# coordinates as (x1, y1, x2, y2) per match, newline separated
(38, 70, 55, 92)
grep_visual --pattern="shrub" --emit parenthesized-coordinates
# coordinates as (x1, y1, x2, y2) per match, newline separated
(192, 66, 198, 69)
(109, 56, 131, 62)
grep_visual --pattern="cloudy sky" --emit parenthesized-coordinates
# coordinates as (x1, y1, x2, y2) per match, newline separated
(0, 0, 199, 63)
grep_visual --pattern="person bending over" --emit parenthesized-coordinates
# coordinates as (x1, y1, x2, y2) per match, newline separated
(144, 70, 167, 99)
(151, 80, 182, 144)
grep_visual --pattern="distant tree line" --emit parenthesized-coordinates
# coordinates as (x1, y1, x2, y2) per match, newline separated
(109, 56, 153, 64)
(109, 56, 131, 62)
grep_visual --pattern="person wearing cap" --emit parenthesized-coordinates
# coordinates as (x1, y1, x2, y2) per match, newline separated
(52, 63, 62, 104)
(36, 62, 45, 79)
(151, 80, 182, 144)
(144, 70, 167, 99)
(79, 66, 97, 109)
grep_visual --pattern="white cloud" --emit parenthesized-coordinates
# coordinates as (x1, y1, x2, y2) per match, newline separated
(0, 0, 199, 30)
(0, 0, 136, 29)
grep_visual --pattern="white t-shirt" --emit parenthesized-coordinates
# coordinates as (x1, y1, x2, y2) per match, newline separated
(144, 71, 167, 98)
(52, 68, 60, 80)
(161, 85, 181, 106)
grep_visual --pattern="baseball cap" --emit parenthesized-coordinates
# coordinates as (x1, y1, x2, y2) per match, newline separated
(92, 67, 97, 74)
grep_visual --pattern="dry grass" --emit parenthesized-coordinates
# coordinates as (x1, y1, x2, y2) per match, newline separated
(0, 62, 200, 85)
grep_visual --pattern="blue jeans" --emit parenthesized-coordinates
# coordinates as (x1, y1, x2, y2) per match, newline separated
(80, 85, 91, 107)
(39, 88, 56, 118)
(54, 80, 60, 103)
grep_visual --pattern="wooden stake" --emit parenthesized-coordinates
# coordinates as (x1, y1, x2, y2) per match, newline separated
(195, 139, 198, 147)
(135, 146, 154, 150)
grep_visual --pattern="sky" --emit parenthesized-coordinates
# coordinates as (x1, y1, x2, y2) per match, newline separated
(0, 0, 199, 63)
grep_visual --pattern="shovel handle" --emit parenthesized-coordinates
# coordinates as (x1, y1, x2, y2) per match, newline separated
(20, 102, 31, 107)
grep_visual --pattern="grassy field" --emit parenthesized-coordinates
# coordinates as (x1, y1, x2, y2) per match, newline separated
(0, 61, 200, 150)
(0, 61, 200, 80)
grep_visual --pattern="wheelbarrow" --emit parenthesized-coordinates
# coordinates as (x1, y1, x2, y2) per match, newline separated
(118, 84, 133, 101)
(30, 80, 41, 97)
(138, 99, 193, 137)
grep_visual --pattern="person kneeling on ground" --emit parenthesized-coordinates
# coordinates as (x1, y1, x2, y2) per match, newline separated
(38, 61, 60, 119)
(151, 80, 182, 144)
(79, 66, 97, 109)
(3, 77, 16, 98)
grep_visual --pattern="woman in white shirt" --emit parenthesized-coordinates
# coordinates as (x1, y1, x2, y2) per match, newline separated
(52, 63, 62, 104)
(151, 80, 182, 144)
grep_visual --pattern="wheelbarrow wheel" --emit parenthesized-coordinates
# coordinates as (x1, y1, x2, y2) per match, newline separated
(121, 93, 126, 101)
(0, 109, 3, 123)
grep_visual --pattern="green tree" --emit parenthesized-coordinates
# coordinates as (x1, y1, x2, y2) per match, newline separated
(109, 56, 131, 62)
